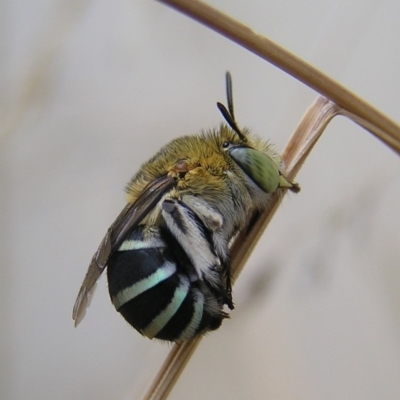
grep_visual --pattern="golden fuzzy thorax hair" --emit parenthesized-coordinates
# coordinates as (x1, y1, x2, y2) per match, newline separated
(126, 124, 282, 205)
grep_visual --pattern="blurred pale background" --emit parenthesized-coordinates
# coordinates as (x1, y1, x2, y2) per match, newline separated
(1, 0, 400, 399)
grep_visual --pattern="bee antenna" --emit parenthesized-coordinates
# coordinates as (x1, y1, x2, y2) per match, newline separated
(217, 72, 246, 141)
(225, 72, 236, 121)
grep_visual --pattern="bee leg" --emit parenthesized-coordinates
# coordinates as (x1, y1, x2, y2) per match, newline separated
(180, 194, 235, 308)
(222, 259, 234, 310)
(161, 199, 223, 290)
(180, 195, 223, 231)
(180, 194, 229, 263)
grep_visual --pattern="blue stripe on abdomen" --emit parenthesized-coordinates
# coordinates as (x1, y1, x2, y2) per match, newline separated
(111, 261, 176, 310)
(141, 274, 190, 339)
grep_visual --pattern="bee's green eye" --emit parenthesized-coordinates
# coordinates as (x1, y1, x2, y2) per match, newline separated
(229, 147, 281, 193)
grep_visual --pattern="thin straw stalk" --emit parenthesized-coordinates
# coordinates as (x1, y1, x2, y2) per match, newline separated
(156, 0, 400, 155)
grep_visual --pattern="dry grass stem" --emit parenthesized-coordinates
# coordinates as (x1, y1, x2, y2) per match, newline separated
(157, 0, 400, 154)
(142, 96, 339, 400)
(142, 335, 202, 400)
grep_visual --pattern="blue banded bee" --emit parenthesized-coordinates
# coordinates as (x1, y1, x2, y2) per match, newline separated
(72, 73, 299, 342)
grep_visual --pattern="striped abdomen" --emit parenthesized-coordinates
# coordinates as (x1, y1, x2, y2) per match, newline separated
(107, 226, 226, 342)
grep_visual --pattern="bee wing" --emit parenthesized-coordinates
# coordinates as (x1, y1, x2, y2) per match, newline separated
(72, 175, 176, 326)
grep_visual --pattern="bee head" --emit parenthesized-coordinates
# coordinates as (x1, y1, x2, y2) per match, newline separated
(217, 72, 299, 194)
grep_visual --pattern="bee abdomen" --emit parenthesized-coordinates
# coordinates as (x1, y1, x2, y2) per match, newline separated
(107, 227, 225, 342)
